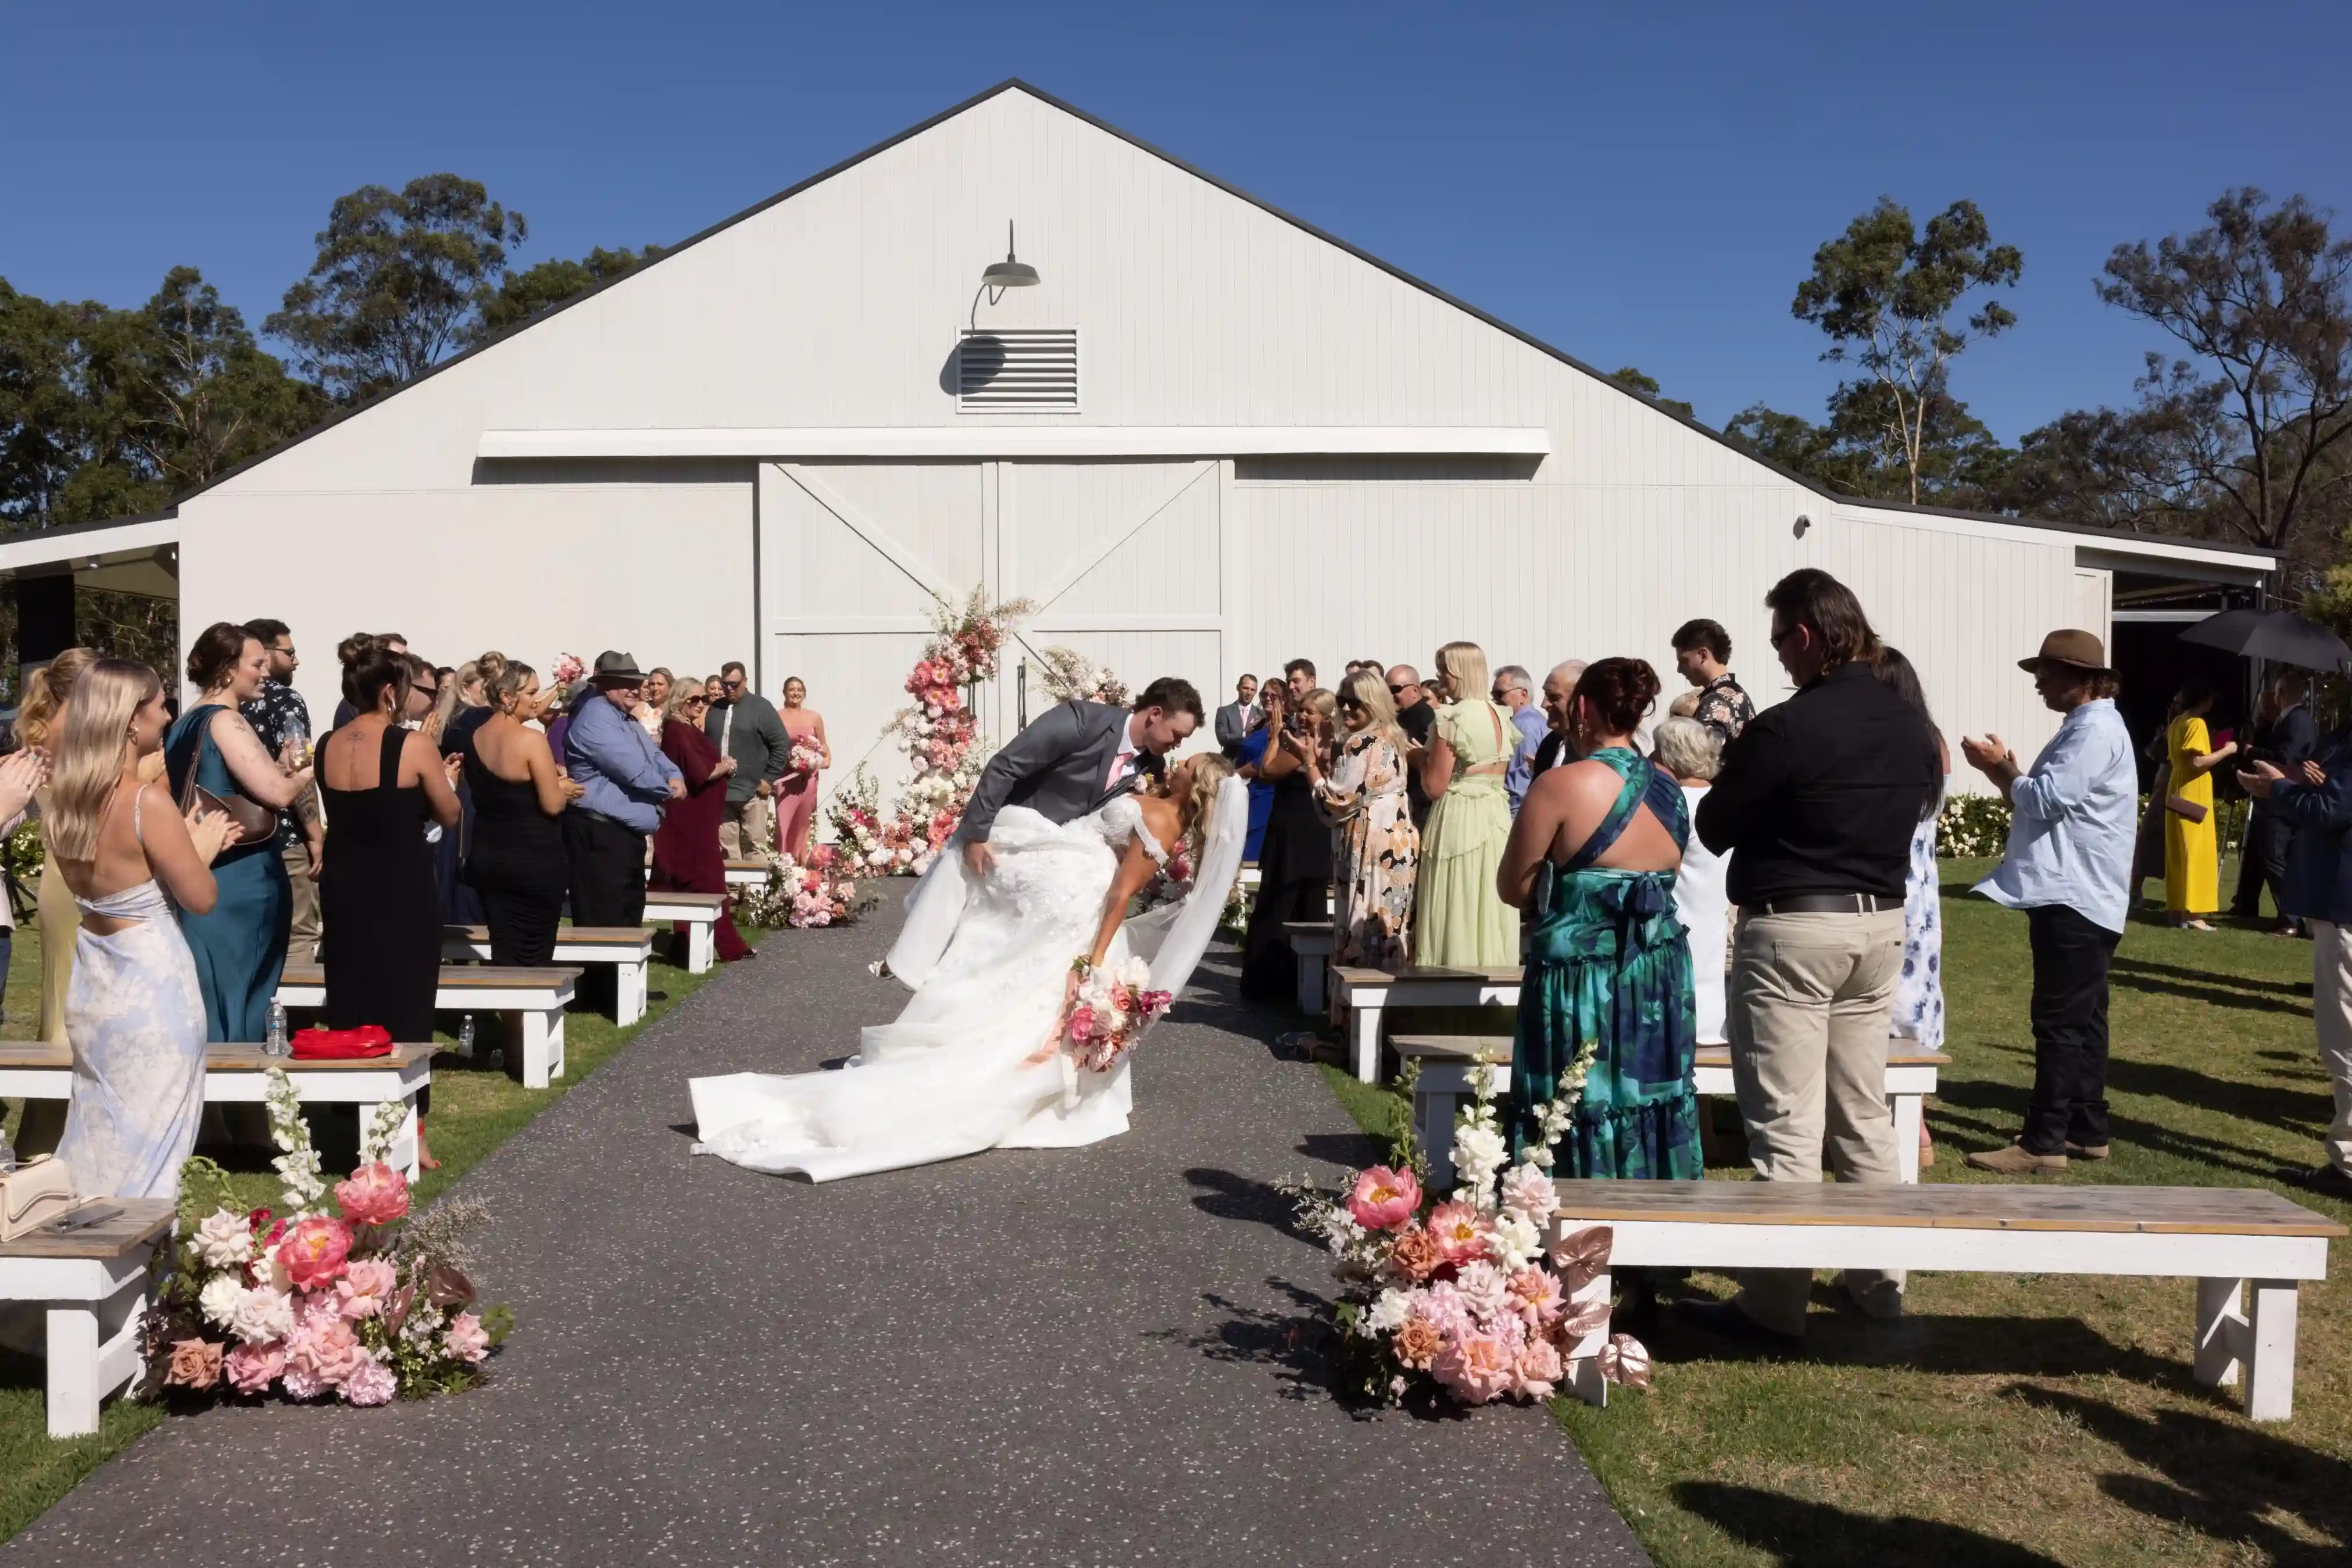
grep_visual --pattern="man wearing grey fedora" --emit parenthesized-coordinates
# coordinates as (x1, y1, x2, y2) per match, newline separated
(1960, 629, 2137, 1175)
(564, 651, 684, 984)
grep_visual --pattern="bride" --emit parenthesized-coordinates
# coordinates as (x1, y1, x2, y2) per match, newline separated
(689, 755, 1246, 1180)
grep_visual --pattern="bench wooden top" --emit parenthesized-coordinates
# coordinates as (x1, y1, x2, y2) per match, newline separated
(1549, 1179, 2349, 1238)
(724, 858, 768, 873)
(0, 1198, 174, 1260)
(642, 890, 726, 911)
(281, 962, 580, 991)
(1335, 965, 1524, 986)
(1282, 920, 1331, 935)
(0, 1041, 438, 1072)
(1395, 1034, 1513, 1064)
(445, 924, 650, 951)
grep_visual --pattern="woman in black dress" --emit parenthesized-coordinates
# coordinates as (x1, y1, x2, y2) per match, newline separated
(1241, 685, 1336, 1004)
(319, 644, 462, 1166)
(462, 663, 581, 966)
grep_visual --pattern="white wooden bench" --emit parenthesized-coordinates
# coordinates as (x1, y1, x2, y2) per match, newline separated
(724, 857, 768, 889)
(1335, 966, 1522, 1084)
(441, 925, 653, 1025)
(643, 889, 725, 974)
(1545, 1179, 2347, 1421)
(276, 962, 580, 1089)
(0, 1042, 437, 1180)
(1282, 921, 1336, 1013)
(0, 1199, 173, 1436)
(1396, 1036, 1950, 1187)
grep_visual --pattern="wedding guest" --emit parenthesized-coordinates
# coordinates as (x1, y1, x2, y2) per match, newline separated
(1668, 691, 1701, 720)
(1239, 685, 1334, 1004)
(543, 678, 585, 761)
(1654, 717, 1728, 1049)
(1299, 670, 1418, 980)
(1284, 658, 1317, 701)
(1873, 647, 1950, 1169)
(639, 668, 674, 739)
(444, 651, 503, 761)
(49, 659, 236, 1199)
(1238, 681, 1282, 862)
(15, 649, 101, 1057)
(1686, 568, 1935, 1344)
(1217, 674, 1260, 762)
(319, 642, 462, 1168)
(703, 673, 725, 705)
(438, 650, 503, 926)
(652, 682, 753, 962)
(1671, 618, 1756, 742)
(1416, 642, 1520, 968)
(1388, 664, 1436, 827)
(330, 631, 407, 726)
(564, 653, 683, 976)
(166, 623, 313, 1042)
(401, 656, 441, 729)
(1529, 660, 1587, 778)
(2163, 679, 2234, 930)
(454, 658, 488, 710)
(2247, 725, 2352, 1195)
(426, 667, 465, 745)
(463, 663, 580, 967)
(705, 660, 789, 860)
(0, 747, 46, 1021)
(1494, 664, 1547, 813)
(1963, 631, 2137, 1176)
(238, 619, 324, 963)
(1500, 657, 1699, 1180)
(775, 676, 830, 861)
(2234, 670, 2316, 935)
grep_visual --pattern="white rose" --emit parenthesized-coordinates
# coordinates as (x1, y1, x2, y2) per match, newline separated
(191, 1209, 253, 1269)
(228, 1286, 297, 1345)
(1363, 1287, 1413, 1334)
(198, 1272, 247, 1328)
(1488, 1212, 1542, 1272)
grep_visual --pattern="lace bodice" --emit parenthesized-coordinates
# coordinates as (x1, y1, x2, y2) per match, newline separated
(1093, 795, 1168, 865)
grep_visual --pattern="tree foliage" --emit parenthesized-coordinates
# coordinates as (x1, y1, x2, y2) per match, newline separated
(476, 244, 666, 341)
(266, 174, 527, 402)
(1604, 366, 1694, 420)
(1724, 382, 2012, 510)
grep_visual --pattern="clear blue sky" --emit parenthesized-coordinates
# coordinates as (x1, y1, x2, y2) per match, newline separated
(5, 0, 2346, 442)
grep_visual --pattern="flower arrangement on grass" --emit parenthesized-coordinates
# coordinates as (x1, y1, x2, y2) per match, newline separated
(1282, 1044, 1650, 1407)
(825, 765, 923, 876)
(735, 843, 879, 929)
(145, 1071, 512, 1406)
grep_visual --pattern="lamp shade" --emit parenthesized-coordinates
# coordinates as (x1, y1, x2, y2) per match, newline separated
(980, 258, 1040, 288)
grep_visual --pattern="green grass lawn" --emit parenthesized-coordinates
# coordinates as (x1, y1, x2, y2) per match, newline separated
(0, 911, 773, 1544)
(1327, 857, 2352, 1567)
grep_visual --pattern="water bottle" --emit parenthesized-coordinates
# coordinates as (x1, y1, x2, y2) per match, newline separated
(264, 1000, 289, 1057)
(457, 1014, 476, 1060)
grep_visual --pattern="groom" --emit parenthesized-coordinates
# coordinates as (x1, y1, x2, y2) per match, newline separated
(884, 677, 1205, 985)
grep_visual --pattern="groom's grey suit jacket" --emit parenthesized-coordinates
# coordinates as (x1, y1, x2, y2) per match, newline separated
(956, 699, 1160, 844)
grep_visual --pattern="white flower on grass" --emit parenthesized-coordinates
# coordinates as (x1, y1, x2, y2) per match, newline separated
(191, 1209, 254, 1269)
(1364, 1288, 1413, 1335)
(198, 1272, 247, 1328)
(228, 1286, 298, 1345)
(1488, 1211, 1542, 1272)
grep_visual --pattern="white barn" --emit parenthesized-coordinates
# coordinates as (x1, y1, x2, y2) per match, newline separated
(1, 80, 2271, 805)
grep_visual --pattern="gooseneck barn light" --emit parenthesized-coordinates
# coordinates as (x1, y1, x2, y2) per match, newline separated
(980, 221, 1040, 293)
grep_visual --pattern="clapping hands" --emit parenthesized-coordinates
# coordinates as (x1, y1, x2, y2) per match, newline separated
(0, 747, 49, 825)
(184, 805, 243, 865)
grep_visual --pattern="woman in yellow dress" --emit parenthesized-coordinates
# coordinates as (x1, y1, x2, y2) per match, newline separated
(1413, 640, 1520, 967)
(2164, 679, 2235, 930)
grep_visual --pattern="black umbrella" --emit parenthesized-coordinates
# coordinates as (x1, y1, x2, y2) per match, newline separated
(2178, 607, 2352, 673)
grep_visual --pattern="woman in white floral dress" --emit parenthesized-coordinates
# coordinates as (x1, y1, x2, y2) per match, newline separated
(1299, 671, 1420, 987)
(1874, 650, 1947, 1166)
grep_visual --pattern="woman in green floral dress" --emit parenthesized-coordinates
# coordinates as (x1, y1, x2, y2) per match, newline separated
(1497, 657, 1702, 1180)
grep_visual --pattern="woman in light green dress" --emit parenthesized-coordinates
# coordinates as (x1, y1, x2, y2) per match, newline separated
(1413, 641, 1520, 968)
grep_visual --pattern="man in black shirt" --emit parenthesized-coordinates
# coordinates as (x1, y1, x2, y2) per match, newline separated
(1685, 569, 1938, 1347)
(1386, 664, 1436, 827)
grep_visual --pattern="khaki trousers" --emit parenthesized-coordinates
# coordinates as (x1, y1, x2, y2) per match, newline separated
(2310, 920, 2352, 1176)
(719, 794, 774, 860)
(1728, 906, 1907, 1336)
(283, 834, 320, 963)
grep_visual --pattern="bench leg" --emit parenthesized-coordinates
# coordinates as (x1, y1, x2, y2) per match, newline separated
(1890, 1093, 1922, 1184)
(617, 960, 647, 1027)
(2194, 1277, 2243, 1389)
(520, 1008, 566, 1089)
(1293, 954, 1318, 1016)
(1418, 1087, 1461, 1190)
(2244, 1280, 2300, 1422)
(688, 921, 714, 975)
(1352, 995, 1386, 1084)
(46, 1276, 146, 1438)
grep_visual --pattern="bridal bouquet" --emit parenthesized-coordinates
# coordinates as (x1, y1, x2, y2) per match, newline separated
(1058, 955, 1174, 1073)
(1281, 1045, 1650, 1408)
(788, 734, 827, 776)
(145, 1071, 511, 1406)
(549, 651, 587, 691)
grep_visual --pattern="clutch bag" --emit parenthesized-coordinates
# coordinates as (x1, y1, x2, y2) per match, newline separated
(0, 1154, 77, 1242)
(2164, 793, 2209, 825)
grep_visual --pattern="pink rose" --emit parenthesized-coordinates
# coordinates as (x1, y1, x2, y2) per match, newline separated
(1499, 1163, 1556, 1223)
(1346, 1166, 1423, 1232)
(335, 1162, 411, 1227)
(287, 1316, 363, 1388)
(445, 1310, 491, 1365)
(280, 1363, 327, 1402)
(1427, 1200, 1491, 1267)
(336, 1258, 399, 1319)
(1507, 1266, 1565, 1327)
(1513, 1335, 1564, 1399)
(1431, 1330, 1517, 1404)
(277, 1216, 354, 1290)
(341, 1351, 398, 1406)
(224, 1338, 287, 1394)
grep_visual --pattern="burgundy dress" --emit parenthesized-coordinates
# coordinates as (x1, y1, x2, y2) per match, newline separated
(652, 718, 752, 961)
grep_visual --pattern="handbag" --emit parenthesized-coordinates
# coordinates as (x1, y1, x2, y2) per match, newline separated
(176, 718, 278, 843)
(0, 1153, 77, 1242)
(2164, 793, 2210, 825)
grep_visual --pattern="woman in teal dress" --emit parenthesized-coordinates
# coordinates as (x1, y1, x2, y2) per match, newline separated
(165, 624, 314, 1041)
(1497, 657, 1701, 1180)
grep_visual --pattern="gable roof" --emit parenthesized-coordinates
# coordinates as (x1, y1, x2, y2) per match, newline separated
(34, 79, 2278, 568)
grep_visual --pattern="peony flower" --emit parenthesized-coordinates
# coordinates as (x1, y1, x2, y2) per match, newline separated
(1385, 1224, 1446, 1284)
(224, 1338, 286, 1394)
(1431, 1330, 1517, 1404)
(1362, 1287, 1413, 1336)
(336, 1258, 399, 1319)
(1513, 1335, 1564, 1399)
(1413, 1280, 1472, 1340)
(334, 1162, 410, 1227)
(444, 1310, 491, 1365)
(1499, 1162, 1557, 1225)
(198, 1272, 247, 1329)
(277, 1216, 354, 1290)
(341, 1351, 398, 1406)
(1507, 1266, 1566, 1327)
(1452, 1259, 1511, 1324)
(228, 1286, 298, 1345)
(164, 1336, 224, 1391)
(1346, 1166, 1422, 1232)
(1489, 1211, 1543, 1272)
(1427, 1201, 1492, 1267)
(192, 1209, 255, 1269)
(1392, 1316, 1443, 1370)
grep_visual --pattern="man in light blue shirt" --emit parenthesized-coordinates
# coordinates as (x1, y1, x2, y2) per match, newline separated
(1958, 629, 2137, 1176)
(1494, 664, 1549, 812)
(562, 652, 685, 954)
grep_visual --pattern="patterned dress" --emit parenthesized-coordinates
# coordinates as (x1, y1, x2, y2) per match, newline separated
(1314, 729, 1417, 972)
(1889, 783, 1946, 1051)
(1416, 699, 1520, 968)
(1511, 749, 1703, 1181)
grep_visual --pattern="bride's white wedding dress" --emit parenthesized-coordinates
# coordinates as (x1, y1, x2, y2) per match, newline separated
(688, 778, 1246, 1182)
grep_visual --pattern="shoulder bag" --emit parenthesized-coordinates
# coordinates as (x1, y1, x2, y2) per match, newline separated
(1, 1153, 77, 1241)
(178, 709, 280, 843)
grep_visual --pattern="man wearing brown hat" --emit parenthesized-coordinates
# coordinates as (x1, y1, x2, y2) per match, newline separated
(1960, 629, 2137, 1175)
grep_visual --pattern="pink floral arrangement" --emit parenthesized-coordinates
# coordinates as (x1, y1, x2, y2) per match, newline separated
(1054, 955, 1173, 1074)
(788, 734, 827, 776)
(1035, 645, 1131, 707)
(148, 1072, 510, 1407)
(549, 652, 586, 689)
(734, 844, 878, 930)
(1281, 1044, 1650, 1408)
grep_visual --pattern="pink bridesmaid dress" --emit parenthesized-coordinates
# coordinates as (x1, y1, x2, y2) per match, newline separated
(775, 713, 825, 860)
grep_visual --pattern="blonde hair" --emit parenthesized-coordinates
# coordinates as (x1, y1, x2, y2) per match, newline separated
(665, 680, 709, 720)
(645, 665, 673, 690)
(45, 660, 162, 861)
(1173, 753, 1235, 865)
(1653, 717, 1722, 782)
(487, 661, 539, 716)
(1435, 641, 1490, 707)
(1302, 687, 1337, 722)
(13, 647, 99, 753)
(1337, 669, 1407, 757)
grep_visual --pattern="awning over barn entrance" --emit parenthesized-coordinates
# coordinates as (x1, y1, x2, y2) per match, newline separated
(0, 510, 182, 689)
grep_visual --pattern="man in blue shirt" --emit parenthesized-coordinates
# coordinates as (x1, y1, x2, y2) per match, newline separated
(1493, 664, 1549, 813)
(563, 651, 684, 958)
(1961, 629, 2137, 1175)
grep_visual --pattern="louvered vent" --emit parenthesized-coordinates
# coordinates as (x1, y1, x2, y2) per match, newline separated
(957, 327, 1080, 413)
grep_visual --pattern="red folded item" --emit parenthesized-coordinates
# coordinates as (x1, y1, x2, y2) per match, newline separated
(291, 1024, 395, 1059)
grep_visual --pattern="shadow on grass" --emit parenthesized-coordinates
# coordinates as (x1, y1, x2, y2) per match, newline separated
(2009, 1387, 2352, 1566)
(2106, 969, 2311, 1015)
(2109, 955, 2311, 999)
(1672, 1483, 2065, 1567)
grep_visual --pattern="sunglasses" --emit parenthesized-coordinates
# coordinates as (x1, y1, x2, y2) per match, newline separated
(1388, 683, 1410, 695)
(1768, 625, 1799, 650)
